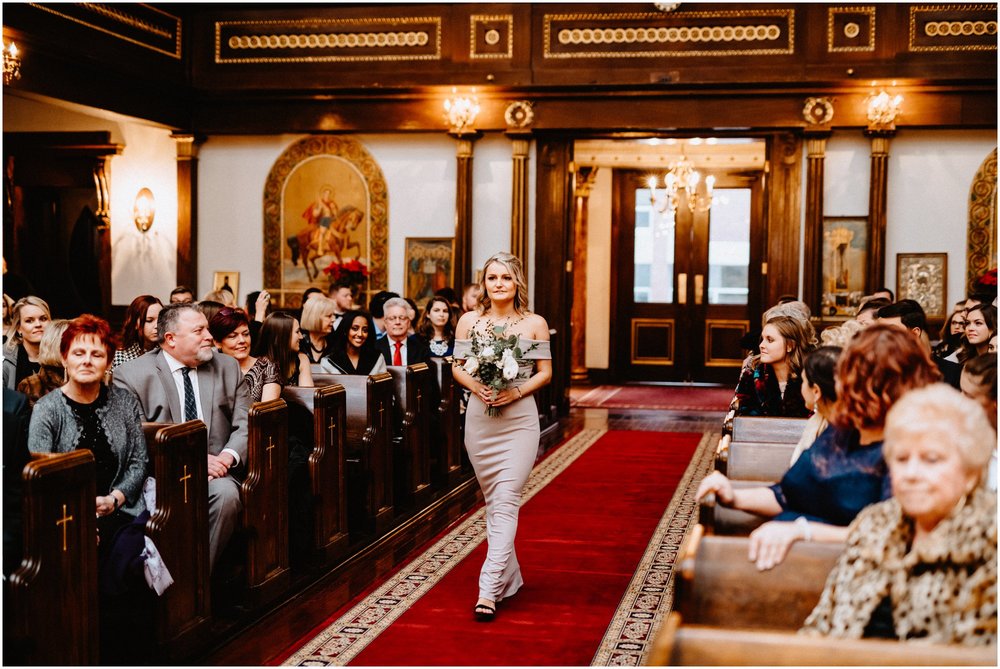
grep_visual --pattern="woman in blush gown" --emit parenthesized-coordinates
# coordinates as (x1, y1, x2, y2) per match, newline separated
(452, 252, 552, 622)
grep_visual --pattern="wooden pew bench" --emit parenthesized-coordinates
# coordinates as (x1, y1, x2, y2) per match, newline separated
(731, 416, 808, 444)
(7, 450, 99, 665)
(697, 479, 772, 536)
(316, 372, 395, 536)
(674, 524, 842, 631)
(427, 357, 463, 489)
(281, 384, 350, 565)
(386, 363, 433, 509)
(648, 612, 996, 666)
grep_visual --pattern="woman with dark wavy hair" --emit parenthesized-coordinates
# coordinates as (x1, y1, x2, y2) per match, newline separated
(416, 296, 456, 357)
(698, 324, 940, 570)
(112, 295, 163, 369)
(209, 307, 282, 403)
(257, 312, 313, 388)
(320, 309, 386, 375)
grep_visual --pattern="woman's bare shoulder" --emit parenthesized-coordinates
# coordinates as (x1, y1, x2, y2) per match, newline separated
(523, 313, 550, 339)
(455, 310, 480, 336)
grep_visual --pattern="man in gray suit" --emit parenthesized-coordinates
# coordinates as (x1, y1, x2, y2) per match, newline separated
(114, 302, 250, 571)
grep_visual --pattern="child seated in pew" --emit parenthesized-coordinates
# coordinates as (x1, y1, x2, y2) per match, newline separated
(801, 384, 996, 645)
(698, 325, 940, 571)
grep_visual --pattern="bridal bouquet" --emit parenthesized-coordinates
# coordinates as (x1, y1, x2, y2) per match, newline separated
(462, 325, 537, 417)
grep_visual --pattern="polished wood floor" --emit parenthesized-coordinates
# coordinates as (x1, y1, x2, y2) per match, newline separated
(200, 405, 726, 666)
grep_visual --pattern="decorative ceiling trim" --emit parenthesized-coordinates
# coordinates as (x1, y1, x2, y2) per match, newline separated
(909, 5, 997, 52)
(27, 2, 182, 59)
(215, 16, 443, 64)
(827, 6, 876, 53)
(470, 14, 513, 60)
(542, 9, 795, 59)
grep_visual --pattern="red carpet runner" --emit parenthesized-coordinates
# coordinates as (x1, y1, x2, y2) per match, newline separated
(282, 429, 700, 666)
(570, 385, 733, 412)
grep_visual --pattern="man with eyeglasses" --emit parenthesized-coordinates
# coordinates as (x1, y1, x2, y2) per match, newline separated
(375, 297, 431, 367)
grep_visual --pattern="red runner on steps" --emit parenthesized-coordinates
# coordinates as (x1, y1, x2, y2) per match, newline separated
(339, 430, 700, 666)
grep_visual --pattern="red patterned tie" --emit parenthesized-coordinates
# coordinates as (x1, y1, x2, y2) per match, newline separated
(393, 341, 402, 366)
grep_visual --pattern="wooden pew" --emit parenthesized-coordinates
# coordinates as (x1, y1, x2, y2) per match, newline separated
(6, 450, 99, 665)
(648, 612, 996, 666)
(241, 399, 291, 606)
(427, 357, 463, 489)
(674, 524, 842, 631)
(697, 480, 771, 536)
(317, 372, 395, 536)
(387, 363, 433, 509)
(143, 420, 212, 660)
(731, 416, 807, 444)
(717, 441, 796, 481)
(282, 384, 350, 564)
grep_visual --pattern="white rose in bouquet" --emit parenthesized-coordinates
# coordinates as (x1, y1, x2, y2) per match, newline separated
(480, 345, 496, 361)
(501, 349, 519, 380)
(463, 357, 480, 375)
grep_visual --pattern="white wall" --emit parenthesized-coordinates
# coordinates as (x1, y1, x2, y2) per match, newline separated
(585, 169, 613, 368)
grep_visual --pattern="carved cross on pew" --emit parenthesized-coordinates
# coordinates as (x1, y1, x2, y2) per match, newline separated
(56, 503, 73, 552)
(266, 436, 275, 470)
(416, 388, 422, 407)
(328, 417, 337, 443)
(378, 402, 385, 427)
(179, 465, 192, 504)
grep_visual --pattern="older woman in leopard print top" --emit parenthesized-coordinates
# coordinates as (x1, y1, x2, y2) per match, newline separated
(802, 384, 997, 645)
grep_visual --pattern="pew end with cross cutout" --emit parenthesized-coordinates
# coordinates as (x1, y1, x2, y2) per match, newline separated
(6, 450, 99, 666)
(427, 357, 464, 488)
(387, 363, 433, 510)
(281, 383, 350, 565)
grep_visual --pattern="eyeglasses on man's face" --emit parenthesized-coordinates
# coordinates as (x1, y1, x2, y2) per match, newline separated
(384, 315, 409, 323)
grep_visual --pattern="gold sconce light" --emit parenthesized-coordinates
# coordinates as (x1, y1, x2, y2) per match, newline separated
(3, 39, 21, 85)
(443, 88, 480, 135)
(865, 85, 903, 132)
(133, 187, 155, 232)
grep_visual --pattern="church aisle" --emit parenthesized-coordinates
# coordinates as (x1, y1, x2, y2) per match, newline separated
(280, 427, 710, 666)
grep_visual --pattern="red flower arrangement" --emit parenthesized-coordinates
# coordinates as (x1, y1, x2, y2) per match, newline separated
(978, 268, 997, 287)
(322, 258, 369, 285)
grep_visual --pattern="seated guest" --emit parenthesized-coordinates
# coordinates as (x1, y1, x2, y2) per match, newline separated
(435, 286, 460, 311)
(3, 296, 52, 389)
(933, 304, 969, 361)
(802, 383, 996, 645)
(197, 300, 225, 325)
(870, 286, 894, 302)
(376, 297, 431, 367)
(258, 312, 313, 388)
(114, 303, 249, 571)
(740, 300, 817, 366)
(819, 319, 862, 347)
(2, 293, 14, 343)
(202, 288, 236, 307)
(417, 296, 456, 357)
(244, 289, 270, 343)
(210, 307, 281, 403)
(404, 298, 419, 336)
(790, 346, 841, 465)
(169, 285, 194, 304)
(880, 299, 961, 388)
(959, 303, 996, 363)
(699, 325, 940, 570)
(320, 309, 387, 375)
(17, 319, 69, 407)
(368, 290, 399, 339)
(730, 315, 813, 417)
(299, 296, 337, 364)
(461, 283, 481, 313)
(4, 387, 32, 576)
(112, 295, 163, 369)
(854, 296, 891, 327)
(960, 353, 997, 489)
(327, 280, 354, 330)
(28, 314, 149, 557)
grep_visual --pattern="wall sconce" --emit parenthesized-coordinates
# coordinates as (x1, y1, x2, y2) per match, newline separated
(443, 88, 480, 135)
(133, 187, 155, 232)
(3, 40, 21, 85)
(865, 87, 903, 132)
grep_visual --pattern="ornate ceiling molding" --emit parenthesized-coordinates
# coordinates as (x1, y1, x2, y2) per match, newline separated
(28, 2, 181, 59)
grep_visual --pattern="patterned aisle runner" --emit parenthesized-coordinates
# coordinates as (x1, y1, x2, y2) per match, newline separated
(283, 427, 608, 666)
(591, 430, 719, 666)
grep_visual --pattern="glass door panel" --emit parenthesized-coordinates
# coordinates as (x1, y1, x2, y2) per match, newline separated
(633, 187, 674, 304)
(707, 188, 751, 306)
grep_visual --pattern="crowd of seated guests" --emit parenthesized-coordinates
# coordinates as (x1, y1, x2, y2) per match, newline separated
(708, 284, 998, 646)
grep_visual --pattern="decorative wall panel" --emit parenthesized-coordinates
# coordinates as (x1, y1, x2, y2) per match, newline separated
(28, 2, 181, 58)
(704, 320, 750, 367)
(543, 9, 795, 58)
(631, 318, 675, 365)
(215, 16, 442, 63)
(470, 14, 513, 59)
(827, 6, 876, 53)
(909, 4, 997, 52)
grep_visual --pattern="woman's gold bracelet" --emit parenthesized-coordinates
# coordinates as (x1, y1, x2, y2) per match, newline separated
(516, 387, 523, 399)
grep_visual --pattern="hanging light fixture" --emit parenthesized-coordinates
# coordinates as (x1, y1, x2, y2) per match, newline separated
(647, 142, 715, 214)
(3, 40, 21, 85)
(865, 84, 903, 132)
(443, 88, 480, 135)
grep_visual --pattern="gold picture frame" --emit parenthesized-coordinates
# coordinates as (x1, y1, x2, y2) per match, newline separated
(403, 237, 454, 309)
(212, 271, 239, 302)
(896, 253, 948, 320)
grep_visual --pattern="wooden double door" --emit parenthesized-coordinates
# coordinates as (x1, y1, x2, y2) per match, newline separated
(612, 169, 764, 384)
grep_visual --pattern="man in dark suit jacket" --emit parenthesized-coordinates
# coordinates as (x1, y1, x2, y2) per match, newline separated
(376, 297, 431, 366)
(113, 303, 250, 571)
(4, 387, 31, 576)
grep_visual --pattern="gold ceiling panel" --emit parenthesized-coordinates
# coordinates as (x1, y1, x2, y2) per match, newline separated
(470, 14, 514, 60)
(28, 3, 182, 59)
(909, 5, 997, 52)
(827, 6, 876, 53)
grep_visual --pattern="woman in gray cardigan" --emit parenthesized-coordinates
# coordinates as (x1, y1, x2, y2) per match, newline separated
(28, 315, 148, 523)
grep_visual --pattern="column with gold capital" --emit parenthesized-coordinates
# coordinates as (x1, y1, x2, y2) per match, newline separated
(508, 132, 531, 279)
(173, 133, 204, 293)
(450, 130, 482, 289)
(803, 131, 830, 313)
(570, 165, 598, 383)
(866, 130, 893, 293)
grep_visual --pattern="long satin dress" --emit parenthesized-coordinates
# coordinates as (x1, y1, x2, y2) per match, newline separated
(453, 336, 551, 602)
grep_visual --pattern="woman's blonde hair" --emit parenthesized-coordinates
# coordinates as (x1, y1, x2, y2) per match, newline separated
(476, 252, 529, 314)
(300, 295, 337, 332)
(37, 319, 70, 367)
(202, 289, 236, 307)
(10, 296, 51, 343)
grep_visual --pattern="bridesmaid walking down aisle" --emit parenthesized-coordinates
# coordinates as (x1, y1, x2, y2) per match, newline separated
(452, 252, 552, 622)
